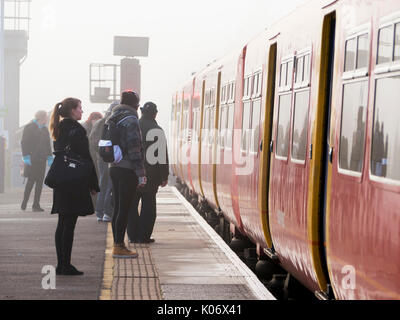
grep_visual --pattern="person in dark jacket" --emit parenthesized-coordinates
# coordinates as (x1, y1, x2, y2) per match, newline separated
(21, 110, 53, 212)
(127, 102, 169, 243)
(108, 91, 147, 259)
(49, 97, 100, 276)
(89, 101, 119, 222)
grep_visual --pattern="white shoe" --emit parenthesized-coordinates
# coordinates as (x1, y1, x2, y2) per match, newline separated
(102, 214, 112, 222)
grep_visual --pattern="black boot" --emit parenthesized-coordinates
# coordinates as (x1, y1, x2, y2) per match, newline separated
(56, 265, 64, 275)
(21, 200, 27, 211)
(32, 206, 45, 212)
(62, 265, 84, 276)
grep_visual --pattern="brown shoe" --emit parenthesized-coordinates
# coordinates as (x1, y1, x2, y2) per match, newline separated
(112, 243, 139, 259)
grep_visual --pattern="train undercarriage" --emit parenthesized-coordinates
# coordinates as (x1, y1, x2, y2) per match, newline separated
(174, 178, 316, 300)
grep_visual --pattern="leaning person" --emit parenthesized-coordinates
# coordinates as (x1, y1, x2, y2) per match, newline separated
(49, 98, 99, 276)
(127, 102, 169, 244)
(108, 91, 147, 259)
(21, 110, 53, 212)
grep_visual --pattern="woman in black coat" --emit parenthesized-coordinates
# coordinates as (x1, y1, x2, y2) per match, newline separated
(49, 98, 100, 276)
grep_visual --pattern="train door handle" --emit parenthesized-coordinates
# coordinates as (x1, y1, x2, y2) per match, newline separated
(270, 141, 274, 153)
(309, 144, 313, 160)
(260, 140, 263, 152)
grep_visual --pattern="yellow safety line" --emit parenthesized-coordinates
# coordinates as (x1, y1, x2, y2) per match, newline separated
(99, 223, 114, 300)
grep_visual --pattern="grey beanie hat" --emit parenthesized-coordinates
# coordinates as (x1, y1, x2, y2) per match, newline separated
(106, 100, 120, 115)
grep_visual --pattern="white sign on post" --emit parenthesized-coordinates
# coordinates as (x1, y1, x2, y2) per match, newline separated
(114, 36, 149, 57)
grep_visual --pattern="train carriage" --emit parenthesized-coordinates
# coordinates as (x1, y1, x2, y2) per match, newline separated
(171, 0, 400, 300)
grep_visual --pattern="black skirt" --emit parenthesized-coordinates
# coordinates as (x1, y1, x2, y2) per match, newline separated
(51, 186, 94, 216)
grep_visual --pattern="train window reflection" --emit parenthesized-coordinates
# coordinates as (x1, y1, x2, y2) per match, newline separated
(339, 81, 368, 173)
(371, 76, 400, 181)
(395, 23, 400, 61)
(345, 38, 356, 71)
(276, 94, 292, 159)
(251, 100, 261, 153)
(357, 34, 369, 69)
(377, 26, 393, 65)
(292, 90, 309, 161)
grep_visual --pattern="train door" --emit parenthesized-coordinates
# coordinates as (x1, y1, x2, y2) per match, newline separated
(198, 80, 206, 198)
(309, 11, 336, 298)
(212, 72, 222, 208)
(260, 42, 277, 250)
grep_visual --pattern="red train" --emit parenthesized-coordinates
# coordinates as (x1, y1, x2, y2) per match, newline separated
(169, 0, 400, 300)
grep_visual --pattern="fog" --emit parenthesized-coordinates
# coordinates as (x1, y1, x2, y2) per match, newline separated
(20, 0, 309, 134)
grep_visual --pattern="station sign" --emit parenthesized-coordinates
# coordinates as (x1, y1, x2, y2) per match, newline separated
(114, 36, 149, 58)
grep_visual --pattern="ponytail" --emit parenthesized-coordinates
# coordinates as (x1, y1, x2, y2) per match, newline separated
(49, 98, 81, 140)
(49, 102, 62, 141)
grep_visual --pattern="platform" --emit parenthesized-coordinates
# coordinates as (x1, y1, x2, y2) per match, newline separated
(0, 186, 274, 300)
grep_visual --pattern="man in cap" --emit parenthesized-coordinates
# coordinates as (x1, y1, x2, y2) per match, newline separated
(127, 102, 169, 243)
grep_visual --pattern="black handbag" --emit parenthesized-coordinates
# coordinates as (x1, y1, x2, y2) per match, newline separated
(45, 131, 93, 189)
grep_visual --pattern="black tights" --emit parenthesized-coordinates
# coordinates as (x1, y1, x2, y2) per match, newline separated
(55, 214, 78, 267)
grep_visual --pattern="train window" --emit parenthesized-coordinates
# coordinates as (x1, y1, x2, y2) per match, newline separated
(357, 34, 369, 69)
(291, 90, 309, 162)
(280, 63, 287, 87)
(209, 107, 215, 145)
(231, 82, 236, 101)
(251, 99, 261, 153)
(202, 108, 209, 144)
(345, 38, 357, 71)
(276, 94, 292, 159)
(258, 74, 263, 95)
(287, 61, 293, 86)
(339, 81, 368, 173)
(395, 23, 400, 61)
(304, 54, 310, 82)
(192, 109, 197, 142)
(377, 26, 393, 65)
(371, 76, 400, 182)
(252, 75, 257, 96)
(241, 101, 251, 151)
(226, 105, 234, 149)
(219, 107, 228, 148)
(296, 56, 304, 84)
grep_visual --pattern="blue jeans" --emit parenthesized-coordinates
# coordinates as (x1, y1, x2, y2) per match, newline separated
(96, 160, 113, 218)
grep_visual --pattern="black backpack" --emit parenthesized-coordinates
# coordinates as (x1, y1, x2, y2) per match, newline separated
(98, 116, 136, 163)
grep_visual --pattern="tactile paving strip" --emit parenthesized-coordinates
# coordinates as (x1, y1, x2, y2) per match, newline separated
(99, 225, 163, 300)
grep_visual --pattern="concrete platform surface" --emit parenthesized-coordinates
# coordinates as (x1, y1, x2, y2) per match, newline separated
(0, 186, 274, 300)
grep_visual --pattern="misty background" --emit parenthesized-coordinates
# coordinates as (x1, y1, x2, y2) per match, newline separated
(20, 0, 308, 135)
